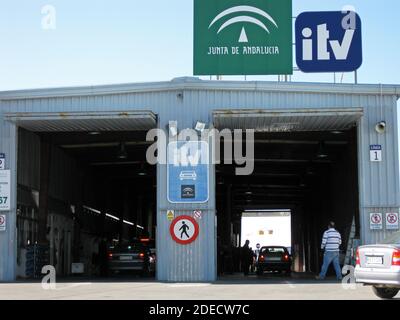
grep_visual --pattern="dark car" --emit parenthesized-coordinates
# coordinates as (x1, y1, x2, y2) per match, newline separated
(256, 246, 292, 276)
(107, 241, 153, 277)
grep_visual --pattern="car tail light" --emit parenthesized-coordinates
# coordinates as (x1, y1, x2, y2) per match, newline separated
(259, 255, 265, 262)
(139, 252, 145, 259)
(355, 248, 360, 266)
(392, 249, 400, 266)
(108, 253, 113, 260)
(283, 254, 290, 261)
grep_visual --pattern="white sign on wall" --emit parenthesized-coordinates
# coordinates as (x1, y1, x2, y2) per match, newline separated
(0, 170, 11, 211)
(370, 213, 383, 230)
(370, 145, 382, 162)
(0, 153, 5, 170)
(386, 213, 399, 230)
(0, 214, 6, 231)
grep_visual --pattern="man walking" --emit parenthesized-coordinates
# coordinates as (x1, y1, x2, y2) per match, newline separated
(316, 221, 343, 280)
(241, 240, 253, 276)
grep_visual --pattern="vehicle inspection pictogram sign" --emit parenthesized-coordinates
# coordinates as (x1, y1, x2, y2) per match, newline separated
(370, 213, 383, 230)
(170, 215, 199, 245)
(386, 213, 399, 230)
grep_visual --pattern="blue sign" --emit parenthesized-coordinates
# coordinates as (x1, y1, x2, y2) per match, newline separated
(167, 141, 209, 203)
(295, 11, 362, 73)
(370, 145, 382, 151)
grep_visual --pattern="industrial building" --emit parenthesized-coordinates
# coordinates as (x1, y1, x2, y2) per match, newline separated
(0, 77, 400, 282)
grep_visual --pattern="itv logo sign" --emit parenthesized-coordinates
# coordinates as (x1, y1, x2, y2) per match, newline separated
(296, 11, 362, 73)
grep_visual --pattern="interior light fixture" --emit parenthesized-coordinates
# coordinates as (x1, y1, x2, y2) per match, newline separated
(117, 142, 128, 160)
(316, 142, 328, 159)
(138, 163, 147, 176)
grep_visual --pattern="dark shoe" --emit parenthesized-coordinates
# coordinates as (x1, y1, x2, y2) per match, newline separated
(315, 275, 324, 280)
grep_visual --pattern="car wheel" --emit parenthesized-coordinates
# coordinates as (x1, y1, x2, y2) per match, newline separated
(256, 268, 263, 276)
(372, 287, 400, 299)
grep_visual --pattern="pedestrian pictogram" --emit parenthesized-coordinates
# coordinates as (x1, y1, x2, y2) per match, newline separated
(170, 215, 199, 245)
(386, 213, 399, 230)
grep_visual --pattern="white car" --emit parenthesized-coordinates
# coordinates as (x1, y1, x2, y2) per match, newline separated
(179, 171, 197, 181)
(355, 231, 400, 299)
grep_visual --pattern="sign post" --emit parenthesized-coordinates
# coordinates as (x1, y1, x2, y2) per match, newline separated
(0, 170, 10, 211)
(194, 0, 293, 75)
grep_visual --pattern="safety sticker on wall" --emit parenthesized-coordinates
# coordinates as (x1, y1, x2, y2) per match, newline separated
(386, 213, 399, 230)
(167, 210, 175, 222)
(370, 213, 383, 230)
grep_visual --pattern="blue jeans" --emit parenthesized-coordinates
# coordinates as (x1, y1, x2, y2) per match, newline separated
(319, 251, 342, 280)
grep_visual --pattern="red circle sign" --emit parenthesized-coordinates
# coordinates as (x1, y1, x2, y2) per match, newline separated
(387, 214, 398, 224)
(170, 215, 199, 245)
(371, 214, 381, 224)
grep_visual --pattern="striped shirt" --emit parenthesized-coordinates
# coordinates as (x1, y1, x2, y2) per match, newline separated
(321, 228, 342, 252)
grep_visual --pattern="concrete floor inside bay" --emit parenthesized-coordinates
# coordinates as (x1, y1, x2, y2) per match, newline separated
(1, 274, 396, 300)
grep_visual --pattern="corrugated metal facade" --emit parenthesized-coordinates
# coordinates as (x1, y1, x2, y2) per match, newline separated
(0, 78, 400, 282)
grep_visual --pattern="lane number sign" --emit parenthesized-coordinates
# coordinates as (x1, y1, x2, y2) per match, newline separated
(0, 153, 5, 170)
(170, 215, 199, 245)
(370, 145, 382, 162)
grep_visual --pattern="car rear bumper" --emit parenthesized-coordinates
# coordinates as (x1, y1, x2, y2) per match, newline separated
(108, 261, 145, 271)
(355, 267, 400, 286)
(258, 262, 291, 271)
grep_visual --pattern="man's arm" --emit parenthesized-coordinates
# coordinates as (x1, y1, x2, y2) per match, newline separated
(321, 231, 328, 250)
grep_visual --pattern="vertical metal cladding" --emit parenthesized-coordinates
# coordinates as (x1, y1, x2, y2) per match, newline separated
(0, 80, 399, 282)
(0, 108, 17, 281)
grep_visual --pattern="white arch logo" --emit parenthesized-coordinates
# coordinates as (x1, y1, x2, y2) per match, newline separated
(208, 5, 279, 43)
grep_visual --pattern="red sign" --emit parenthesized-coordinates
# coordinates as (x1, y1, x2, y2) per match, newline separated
(170, 215, 199, 245)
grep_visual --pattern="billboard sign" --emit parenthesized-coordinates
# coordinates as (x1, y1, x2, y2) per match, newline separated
(194, 0, 293, 75)
(295, 11, 362, 73)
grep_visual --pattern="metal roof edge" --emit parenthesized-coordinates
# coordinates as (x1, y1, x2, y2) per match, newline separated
(0, 78, 399, 100)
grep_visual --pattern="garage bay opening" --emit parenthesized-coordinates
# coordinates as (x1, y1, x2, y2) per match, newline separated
(16, 125, 156, 280)
(215, 109, 361, 279)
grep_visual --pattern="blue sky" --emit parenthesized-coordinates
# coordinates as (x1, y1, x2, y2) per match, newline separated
(0, 0, 399, 90)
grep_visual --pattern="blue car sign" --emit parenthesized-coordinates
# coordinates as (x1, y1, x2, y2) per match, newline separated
(295, 11, 362, 73)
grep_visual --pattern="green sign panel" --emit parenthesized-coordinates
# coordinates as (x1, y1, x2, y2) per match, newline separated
(194, 0, 293, 75)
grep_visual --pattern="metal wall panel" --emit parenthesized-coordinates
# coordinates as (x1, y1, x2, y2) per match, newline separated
(0, 108, 17, 281)
(1, 79, 400, 281)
